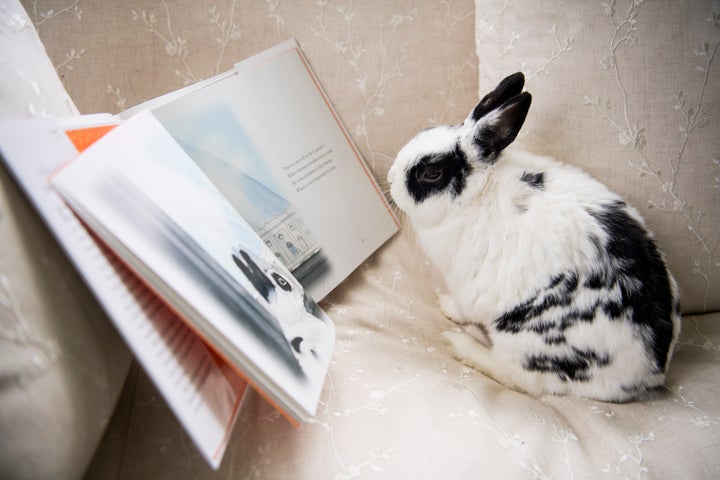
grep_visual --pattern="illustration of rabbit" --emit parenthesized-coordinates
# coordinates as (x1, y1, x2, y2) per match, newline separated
(387, 72, 680, 402)
(232, 248, 329, 376)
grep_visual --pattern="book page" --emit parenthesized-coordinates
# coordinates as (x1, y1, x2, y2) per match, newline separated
(145, 40, 398, 300)
(51, 111, 335, 424)
(0, 116, 246, 469)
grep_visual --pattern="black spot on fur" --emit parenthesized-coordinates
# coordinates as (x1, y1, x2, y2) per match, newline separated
(584, 271, 607, 289)
(602, 299, 626, 318)
(524, 348, 610, 382)
(588, 234, 603, 255)
(588, 201, 676, 372)
(563, 272, 579, 294)
(544, 334, 566, 345)
(407, 143, 471, 203)
(620, 383, 664, 397)
(571, 306, 598, 323)
(495, 301, 532, 334)
(520, 171, 545, 190)
(492, 201, 676, 385)
(496, 271, 580, 334)
(529, 304, 598, 346)
(548, 273, 565, 288)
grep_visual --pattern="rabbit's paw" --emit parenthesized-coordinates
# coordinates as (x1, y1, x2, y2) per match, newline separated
(438, 293, 461, 322)
(442, 330, 487, 359)
(442, 330, 501, 376)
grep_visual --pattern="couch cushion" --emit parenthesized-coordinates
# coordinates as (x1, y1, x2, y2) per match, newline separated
(475, 0, 720, 314)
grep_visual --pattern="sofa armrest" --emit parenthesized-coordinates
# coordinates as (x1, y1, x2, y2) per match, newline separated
(0, 2, 131, 479)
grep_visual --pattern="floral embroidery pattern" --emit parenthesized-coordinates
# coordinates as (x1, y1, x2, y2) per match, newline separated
(28, 0, 81, 30)
(311, 1, 416, 169)
(0, 268, 58, 382)
(28, 1, 84, 73)
(131, 1, 242, 85)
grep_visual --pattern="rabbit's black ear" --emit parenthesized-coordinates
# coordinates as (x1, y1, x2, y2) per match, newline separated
(473, 91, 531, 160)
(233, 250, 274, 301)
(469, 72, 526, 121)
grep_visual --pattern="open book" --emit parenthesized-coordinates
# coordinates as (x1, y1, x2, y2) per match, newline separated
(0, 40, 398, 469)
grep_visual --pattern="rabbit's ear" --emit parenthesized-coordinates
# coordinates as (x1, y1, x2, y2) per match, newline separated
(472, 91, 531, 160)
(469, 72, 526, 122)
(233, 250, 274, 301)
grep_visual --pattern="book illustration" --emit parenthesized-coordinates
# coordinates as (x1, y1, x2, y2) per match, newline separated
(154, 102, 329, 286)
(231, 248, 329, 376)
(95, 140, 333, 379)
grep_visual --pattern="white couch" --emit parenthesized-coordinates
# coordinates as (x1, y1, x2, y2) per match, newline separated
(2, 1, 719, 478)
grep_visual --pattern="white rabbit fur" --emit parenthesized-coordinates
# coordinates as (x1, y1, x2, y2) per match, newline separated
(388, 73, 680, 402)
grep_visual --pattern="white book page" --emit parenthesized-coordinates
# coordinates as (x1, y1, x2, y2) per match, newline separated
(147, 40, 399, 300)
(119, 69, 238, 120)
(51, 111, 335, 424)
(0, 116, 246, 469)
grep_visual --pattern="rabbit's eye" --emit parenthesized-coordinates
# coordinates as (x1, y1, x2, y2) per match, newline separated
(419, 166, 444, 183)
(272, 272, 293, 292)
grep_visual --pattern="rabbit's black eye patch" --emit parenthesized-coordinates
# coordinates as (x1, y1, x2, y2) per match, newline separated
(407, 144, 470, 203)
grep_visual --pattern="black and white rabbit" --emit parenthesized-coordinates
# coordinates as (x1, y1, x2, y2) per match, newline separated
(387, 72, 681, 402)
